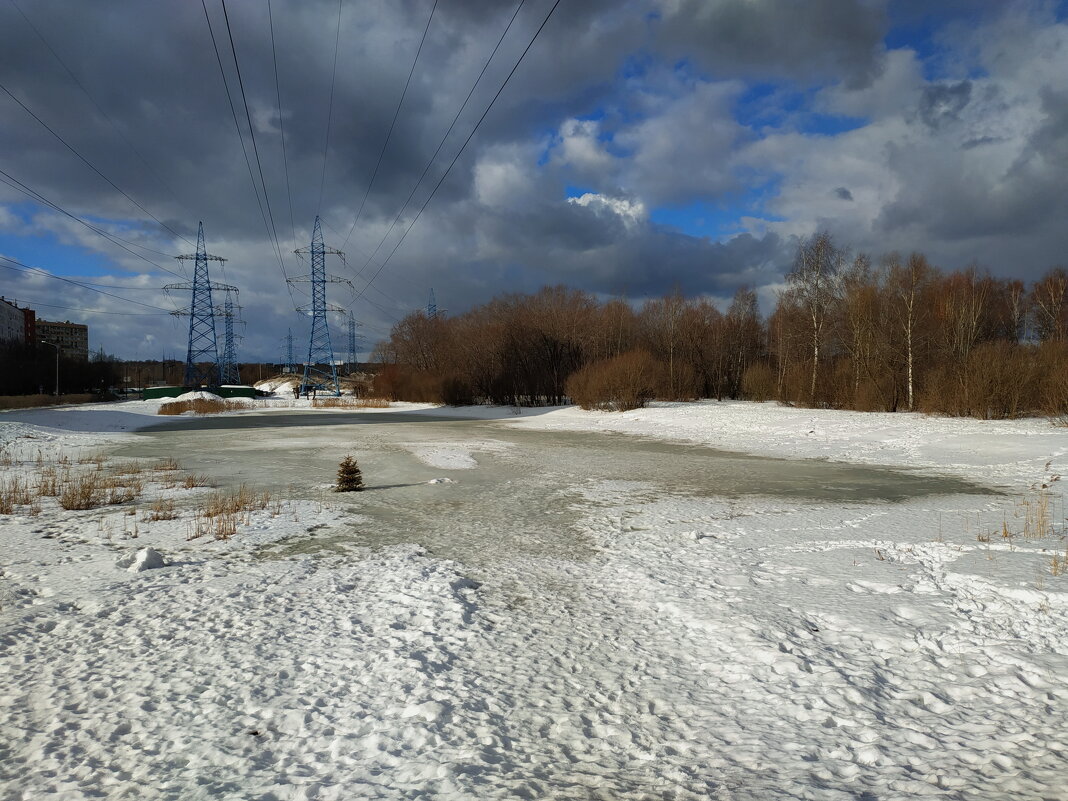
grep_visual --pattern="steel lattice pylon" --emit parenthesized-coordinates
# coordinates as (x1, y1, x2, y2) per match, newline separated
(283, 328, 294, 374)
(426, 287, 437, 318)
(165, 223, 236, 388)
(346, 312, 357, 372)
(289, 216, 349, 396)
(219, 290, 241, 385)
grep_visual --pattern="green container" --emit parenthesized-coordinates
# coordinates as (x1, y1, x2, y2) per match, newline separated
(141, 386, 187, 400)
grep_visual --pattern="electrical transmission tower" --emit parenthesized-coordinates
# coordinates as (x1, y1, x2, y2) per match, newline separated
(282, 328, 295, 374)
(219, 289, 243, 385)
(345, 312, 360, 373)
(289, 216, 350, 396)
(165, 222, 237, 387)
(425, 288, 446, 319)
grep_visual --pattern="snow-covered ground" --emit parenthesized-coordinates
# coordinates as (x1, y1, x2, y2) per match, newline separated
(1, 399, 1067, 800)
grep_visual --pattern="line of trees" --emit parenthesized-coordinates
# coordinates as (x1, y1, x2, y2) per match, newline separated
(372, 233, 1068, 419)
(0, 342, 121, 396)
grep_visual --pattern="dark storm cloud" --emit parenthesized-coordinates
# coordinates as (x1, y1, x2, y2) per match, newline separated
(15, 1, 1065, 359)
(918, 80, 972, 128)
(655, 0, 887, 88)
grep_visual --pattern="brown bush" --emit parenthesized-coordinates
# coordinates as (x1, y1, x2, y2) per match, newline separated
(741, 362, 776, 401)
(157, 398, 249, 416)
(1037, 341, 1068, 420)
(372, 365, 443, 403)
(919, 342, 1040, 419)
(566, 349, 663, 411)
(653, 360, 699, 402)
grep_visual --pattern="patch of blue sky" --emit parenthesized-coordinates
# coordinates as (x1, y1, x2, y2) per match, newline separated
(734, 83, 867, 136)
(649, 181, 784, 240)
(0, 203, 112, 278)
(564, 184, 595, 199)
(884, 6, 990, 81)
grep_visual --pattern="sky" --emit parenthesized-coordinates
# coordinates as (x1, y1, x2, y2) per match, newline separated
(1, 0, 1067, 362)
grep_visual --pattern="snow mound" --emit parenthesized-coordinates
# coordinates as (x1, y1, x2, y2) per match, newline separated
(174, 391, 223, 402)
(427, 477, 456, 484)
(115, 547, 167, 572)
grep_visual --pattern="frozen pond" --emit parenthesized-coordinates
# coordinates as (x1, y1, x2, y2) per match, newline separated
(118, 410, 992, 567)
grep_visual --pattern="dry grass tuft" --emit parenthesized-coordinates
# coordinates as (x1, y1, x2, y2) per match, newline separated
(143, 497, 177, 521)
(157, 398, 250, 416)
(35, 466, 61, 497)
(182, 473, 212, 489)
(187, 484, 271, 541)
(0, 476, 35, 514)
(58, 472, 105, 510)
(153, 457, 181, 472)
(311, 396, 389, 409)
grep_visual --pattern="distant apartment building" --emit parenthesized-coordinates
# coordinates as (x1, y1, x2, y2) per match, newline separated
(37, 319, 89, 361)
(0, 297, 26, 344)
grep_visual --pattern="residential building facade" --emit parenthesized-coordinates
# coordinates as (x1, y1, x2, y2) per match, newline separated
(0, 297, 25, 343)
(37, 319, 89, 361)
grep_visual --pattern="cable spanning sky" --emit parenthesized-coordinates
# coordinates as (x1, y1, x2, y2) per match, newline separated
(1, 0, 1067, 360)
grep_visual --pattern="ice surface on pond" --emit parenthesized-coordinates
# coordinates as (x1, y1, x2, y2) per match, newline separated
(1, 400, 1067, 799)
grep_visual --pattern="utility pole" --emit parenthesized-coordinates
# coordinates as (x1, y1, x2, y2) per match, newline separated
(165, 223, 237, 388)
(288, 216, 350, 396)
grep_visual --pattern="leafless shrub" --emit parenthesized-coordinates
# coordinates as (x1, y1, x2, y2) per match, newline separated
(741, 362, 777, 402)
(566, 349, 664, 412)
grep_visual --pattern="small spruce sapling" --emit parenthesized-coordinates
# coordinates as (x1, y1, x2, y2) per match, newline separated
(336, 455, 364, 492)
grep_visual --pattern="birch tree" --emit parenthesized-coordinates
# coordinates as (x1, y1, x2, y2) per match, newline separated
(786, 232, 843, 405)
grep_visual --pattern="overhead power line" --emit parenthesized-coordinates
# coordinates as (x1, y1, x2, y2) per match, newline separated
(202, 0, 296, 306)
(219, 0, 286, 272)
(3, 299, 172, 317)
(317, 0, 343, 216)
(352, 0, 562, 305)
(8, 0, 190, 230)
(0, 167, 186, 280)
(341, 0, 439, 248)
(351, 0, 526, 280)
(0, 254, 179, 312)
(0, 80, 193, 248)
(267, 0, 297, 247)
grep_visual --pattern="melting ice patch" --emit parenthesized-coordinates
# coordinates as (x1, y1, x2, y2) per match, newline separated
(400, 439, 513, 470)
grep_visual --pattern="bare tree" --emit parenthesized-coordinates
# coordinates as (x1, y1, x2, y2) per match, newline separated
(786, 231, 844, 405)
(885, 252, 933, 411)
(1031, 267, 1068, 342)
